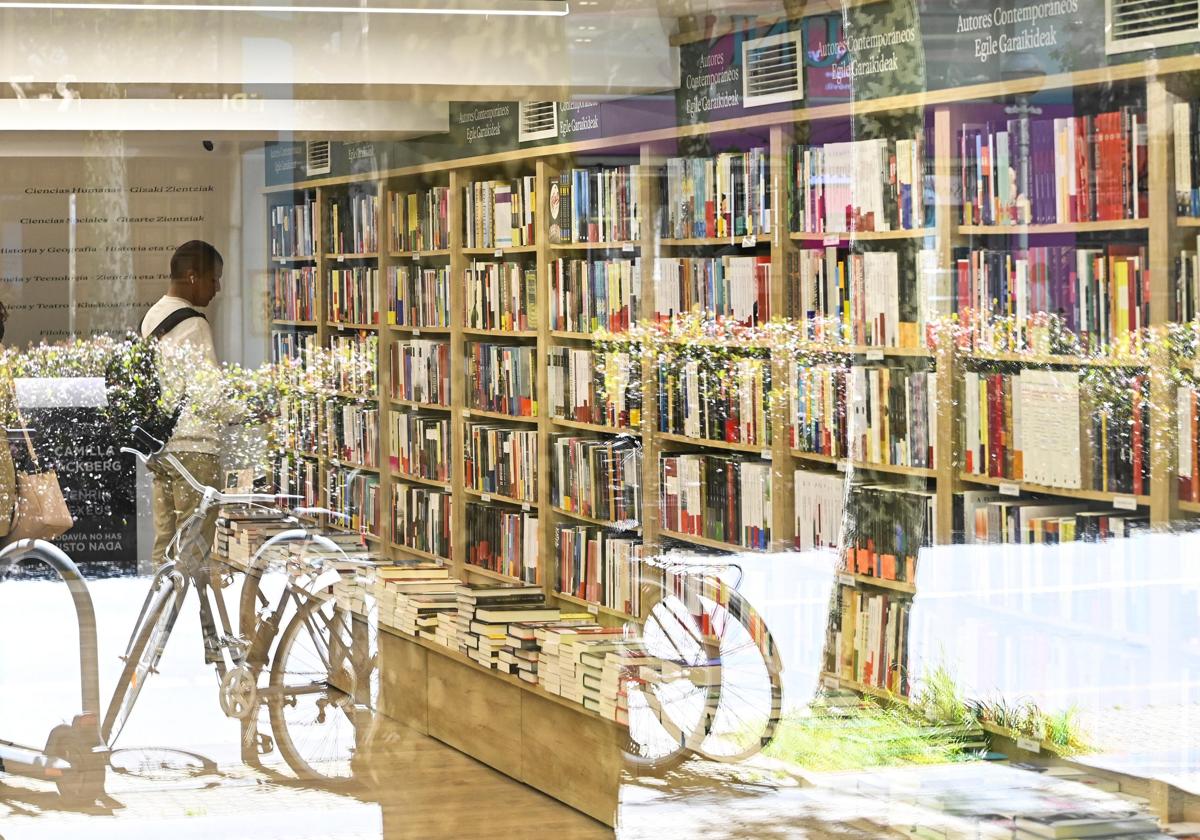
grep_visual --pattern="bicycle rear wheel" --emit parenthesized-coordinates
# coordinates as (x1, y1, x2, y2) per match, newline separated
(101, 571, 187, 746)
(266, 594, 373, 782)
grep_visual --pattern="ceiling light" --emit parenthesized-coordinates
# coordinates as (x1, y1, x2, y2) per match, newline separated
(0, 0, 568, 13)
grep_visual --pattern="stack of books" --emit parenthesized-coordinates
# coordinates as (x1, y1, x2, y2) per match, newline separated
(498, 616, 594, 685)
(537, 624, 623, 699)
(454, 582, 559, 669)
(214, 509, 295, 571)
(373, 563, 455, 635)
(598, 646, 647, 725)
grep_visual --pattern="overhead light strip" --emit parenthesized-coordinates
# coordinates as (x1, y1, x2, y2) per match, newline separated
(0, 0, 568, 13)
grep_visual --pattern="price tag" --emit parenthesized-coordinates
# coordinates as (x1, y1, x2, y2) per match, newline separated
(462, 409, 471, 418)
(866, 349, 885, 361)
(494, 249, 503, 258)
(823, 234, 841, 247)
(836, 460, 850, 473)
(587, 603, 599, 616)
(1000, 482, 1020, 497)
(838, 573, 856, 587)
(412, 252, 420, 261)
(1016, 736, 1041, 754)
(412, 328, 420, 336)
(337, 255, 345, 262)
(822, 675, 839, 689)
(741, 235, 757, 248)
(481, 494, 491, 503)
(760, 449, 772, 460)
(522, 503, 531, 512)
(622, 243, 635, 253)
(1113, 495, 1138, 511)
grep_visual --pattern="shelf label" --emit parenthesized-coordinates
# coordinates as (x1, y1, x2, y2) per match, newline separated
(741, 234, 757, 248)
(494, 249, 503, 258)
(412, 252, 420, 261)
(587, 603, 599, 616)
(337, 255, 345, 262)
(622, 243, 635, 253)
(823, 234, 841, 247)
(999, 482, 1020, 497)
(760, 449, 772, 460)
(522, 503, 531, 512)
(1113, 495, 1138, 511)
(462, 409, 471, 418)
(481, 494, 491, 503)
(838, 573, 856, 588)
(865, 349, 885, 362)
(412, 329, 420, 336)
(822, 675, 839, 689)
(836, 460, 850, 473)
(1016, 736, 1041, 754)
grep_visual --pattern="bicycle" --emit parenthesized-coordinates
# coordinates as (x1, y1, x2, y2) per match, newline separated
(102, 428, 376, 787)
(615, 551, 784, 771)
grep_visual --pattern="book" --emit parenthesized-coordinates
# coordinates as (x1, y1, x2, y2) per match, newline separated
(466, 343, 536, 417)
(658, 352, 771, 447)
(464, 422, 538, 502)
(329, 331, 379, 397)
(270, 194, 316, 258)
(555, 165, 641, 244)
(953, 244, 1149, 355)
(828, 585, 910, 695)
(1013, 813, 1157, 838)
(475, 605, 561, 622)
(791, 132, 929, 232)
(464, 176, 535, 248)
(550, 434, 643, 525)
(392, 483, 451, 560)
(660, 148, 771, 239)
(326, 399, 379, 468)
(960, 107, 1146, 225)
(548, 346, 642, 429)
(659, 453, 772, 550)
(793, 469, 846, 552)
(326, 467, 382, 538)
(554, 523, 643, 615)
(551, 257, 640, 334)
(788, 246, 936, 349)
(791, 361, 936, 469)
(390, 339, 450, 407)
(465, 501, 539, 583)
(652, 255, 771, 326)
(272, 267, 317, 321)
(389, 186, 449, 252)
(327, 188, 379, 254)
(389, 410, 449, 482)
(388, 264, 450, 328)
(327, 266, 379, 325)
(464, 260, 537, 331)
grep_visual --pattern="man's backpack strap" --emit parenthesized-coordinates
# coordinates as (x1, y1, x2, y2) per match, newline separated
(148, 307, 206, 341)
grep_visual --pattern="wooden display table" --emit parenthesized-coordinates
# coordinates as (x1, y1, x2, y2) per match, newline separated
(378, 625, 626, 827)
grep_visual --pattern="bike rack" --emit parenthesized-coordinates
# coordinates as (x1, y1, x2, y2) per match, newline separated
(0, 538, 108, 796)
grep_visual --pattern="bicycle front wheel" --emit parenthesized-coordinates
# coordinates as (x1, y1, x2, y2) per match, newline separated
(266, 594, 372, 782)
(101, 571, 187, 746)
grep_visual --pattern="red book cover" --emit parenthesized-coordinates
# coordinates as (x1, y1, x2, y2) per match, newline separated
(987, 375, 1001, 478)
(705, 199, 716, 238)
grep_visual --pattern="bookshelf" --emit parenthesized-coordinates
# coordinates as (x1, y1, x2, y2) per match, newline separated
(264, 66, 1200, 698)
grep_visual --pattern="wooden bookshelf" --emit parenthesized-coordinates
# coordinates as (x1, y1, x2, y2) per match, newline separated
(958, 219, 1151, 235)
(789, 227, 935, 241)
(958, 472, 1151, 507)
(792, 451, 938, 479)
(554, 591, 637, 621)
(265, 66, 1200, 734)
(271, 319, 319, 327)
(551, 506, 642, 532)
(390, 471, 452, 490)
(550, 417, 641, 436)
(389, 397, 450, 411)
(388, 542, 451, 565)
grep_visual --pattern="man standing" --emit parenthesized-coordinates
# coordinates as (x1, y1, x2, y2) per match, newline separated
(140, 240, 224, 567)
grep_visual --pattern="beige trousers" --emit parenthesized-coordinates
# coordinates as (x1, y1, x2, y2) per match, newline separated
(149, 451, 221, 568)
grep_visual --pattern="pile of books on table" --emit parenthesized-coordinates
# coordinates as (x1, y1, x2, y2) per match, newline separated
(214, 507, 295, 570)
